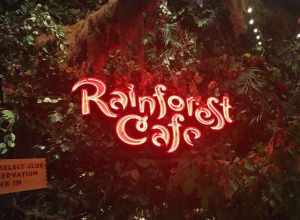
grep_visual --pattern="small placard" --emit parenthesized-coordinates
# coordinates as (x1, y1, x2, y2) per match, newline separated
(0, 158, 47, 195)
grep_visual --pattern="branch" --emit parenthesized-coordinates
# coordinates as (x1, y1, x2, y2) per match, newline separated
(36, 0, 158, 73)
(224, 0, 249, 37)
(65, 0, 119, 68)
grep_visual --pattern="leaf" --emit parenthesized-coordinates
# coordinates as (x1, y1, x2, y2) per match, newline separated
(130, 169, 140, 182)
(236, 68, 264, 95)
(161, 23, 177, 46)
(6, 141, 15, 148)
(265, 140, 274, 156)
(4, 133, 16, 142)
(0, 148, 8, 155)
(25, 35, 35, 45)
(244, 160, 255, 172)
(49, 112, 63, 123)
(0, 143, 7, 154)
(60, 144, 70, 152)
(1, 110, 15, 125)
(229, 180, 238, 193)
(0, 143, 6, 149)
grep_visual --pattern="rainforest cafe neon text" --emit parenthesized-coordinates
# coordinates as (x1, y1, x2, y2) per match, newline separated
(72, 78, 233, 153)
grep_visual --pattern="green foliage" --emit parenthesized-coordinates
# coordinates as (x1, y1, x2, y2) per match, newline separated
(0, 0, 66, 76)
(0, 110, 16, 154)
(236, 68, 265, 95)
(40, 0, 104, 24)
(0, 0, 299, 220)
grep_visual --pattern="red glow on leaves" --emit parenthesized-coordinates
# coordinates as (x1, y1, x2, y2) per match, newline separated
(72, 78, 234, 153)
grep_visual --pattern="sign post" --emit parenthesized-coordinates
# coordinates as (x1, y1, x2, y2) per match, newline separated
(0, 158, 47, 195)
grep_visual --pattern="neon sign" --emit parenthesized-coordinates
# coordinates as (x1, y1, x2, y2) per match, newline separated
(72, 78, 233, 153)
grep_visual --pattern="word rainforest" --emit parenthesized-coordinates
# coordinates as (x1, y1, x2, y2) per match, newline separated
(72, 78, 234, 153)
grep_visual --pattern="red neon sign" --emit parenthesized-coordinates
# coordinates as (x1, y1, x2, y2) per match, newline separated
(72, 78, 233, 153)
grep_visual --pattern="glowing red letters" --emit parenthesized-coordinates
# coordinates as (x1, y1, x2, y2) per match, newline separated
(72, 78, 233, 153)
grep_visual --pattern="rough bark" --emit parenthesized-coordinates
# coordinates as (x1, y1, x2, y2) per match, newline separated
(65, 0, 119, 70)
(224, 0, 250, 38)
(36, 0, 158, 74)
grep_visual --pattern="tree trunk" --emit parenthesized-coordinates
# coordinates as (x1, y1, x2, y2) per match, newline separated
(41, 0, 158, 74)
(224, 0, 249, 38)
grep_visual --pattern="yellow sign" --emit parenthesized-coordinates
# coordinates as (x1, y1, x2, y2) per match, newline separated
(0, 158, 47, 195)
